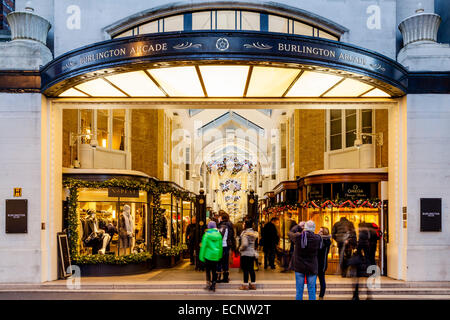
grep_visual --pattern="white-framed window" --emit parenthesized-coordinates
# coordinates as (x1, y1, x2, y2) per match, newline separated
(289, 113, 295, 167)
(326, 109, 373, 152)
(280, 122, 287, 169)
(79, 109, 128, 152)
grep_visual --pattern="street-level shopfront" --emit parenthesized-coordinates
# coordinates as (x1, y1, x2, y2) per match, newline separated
(62, 170, 196, 275)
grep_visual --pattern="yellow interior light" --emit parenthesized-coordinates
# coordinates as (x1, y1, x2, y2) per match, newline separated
(105, 71, 165, 97)
(323, 78, 373, 97)
(286, 71, 343, 97)
(148, 66, 204, 97)
(199, 65, 249, 97)
(362, 88, 391, 97)
(75, 78, 126, 97)
(102, 139, 107, 148)
(247, 67, 300, 97)
(59, 88, 88, 97)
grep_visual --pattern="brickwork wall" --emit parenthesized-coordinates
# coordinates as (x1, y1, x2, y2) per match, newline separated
(131, 109, 164, 179)
(295, 109, 325, 178)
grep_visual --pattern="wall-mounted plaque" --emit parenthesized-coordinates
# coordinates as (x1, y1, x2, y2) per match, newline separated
(420, 198, 442, 232)
(5, 199, 27, 233)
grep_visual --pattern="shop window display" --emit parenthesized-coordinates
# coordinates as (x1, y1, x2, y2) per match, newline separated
(77, 188, 148, 256)
(159, 193, 185, 249)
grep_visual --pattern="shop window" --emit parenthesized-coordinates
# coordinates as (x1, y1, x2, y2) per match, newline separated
(159, 193, 185, 248)
(97, 110, 109, 149)
(328, 109, 373, 151)
(112, 109, 125, 151)
(79, 109, 93, 144)
(289, 114, 295, 167)
(330, 109, 342, 151)
(76, 188, 148, 256)
(345, 109, 357, 148)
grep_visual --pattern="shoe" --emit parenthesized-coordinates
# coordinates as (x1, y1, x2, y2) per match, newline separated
(204, 282, 211, 290)
(222, 272, 229, 283)
(98, 248, 105, 255)
(210, 283, 216, 292)
(239, 285, 249, 290)
(318, 297, 324, 300)
(249, 284, 256, 290)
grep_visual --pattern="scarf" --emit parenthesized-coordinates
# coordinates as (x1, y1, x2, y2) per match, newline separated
(300, 230, 323, 249)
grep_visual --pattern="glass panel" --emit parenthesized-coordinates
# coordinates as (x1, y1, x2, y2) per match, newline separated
(113, 29, 133, 39)
(330, 109, 342, 121)
(97, 110, 109, 149)
(105, 71, 165, 97)
(80, 110, 93, 144)
(241, 11, 260, 31)
(182, 201, 192, 244)
(149, 66, 204, 97)
(164, 15, 183, 32)
(75, 79, 126, 97)
(289, 114, 295, 166)
(160, 193, 172, 247)
(247, 67, 300, 97)
(362, 88, 390, 97)
(112, 109, 125, 151)
(362, 109, 373, 144)
(199, 65, 249, 97)
(330, 119, 341, 135)
(281, 123, 287, 169)
(293, 21, 313, 36)
(118, 202, 147, 255)
(319, 30, 339, 41)
(323, 78, 373, 97)
(286, 71, 342, 97)
(330, 134, 342, 151)
(269, 15, 288, 33)
(217, 10, 236, 29)
(59, 88, 88, 97)
(345, 109, 356, 148)
(139, 21, 158, 34)
(192, 11, 211, 30)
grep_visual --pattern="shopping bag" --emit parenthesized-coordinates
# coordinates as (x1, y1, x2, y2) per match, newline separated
(230, 251, 241, 268)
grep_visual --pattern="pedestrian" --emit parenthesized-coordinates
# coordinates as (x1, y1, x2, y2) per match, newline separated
(185, 216, 197, 265)
(283, 213, 298, 271)
(331, 217, 357, 277)
(349, 223, 372, 300)
(238, 218, 259, 290)
(367, 222, 381, 267)
(261, 217, 280, 270)
(199, 221, 223, 292)
(317, 226, 332, 300)
(288, 220, 322, 300)
(217, 211, 236, 283)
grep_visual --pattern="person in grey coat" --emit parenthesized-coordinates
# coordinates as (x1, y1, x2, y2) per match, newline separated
(239, 219, 259, 290)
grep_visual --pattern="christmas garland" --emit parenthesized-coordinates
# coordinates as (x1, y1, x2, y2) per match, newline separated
(63, 178, 196, 263)
(75, 252, 152, 265)
(262, 199, 382, 215)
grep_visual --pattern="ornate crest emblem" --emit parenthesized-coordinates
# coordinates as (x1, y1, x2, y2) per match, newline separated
(216, 38, 230, 51)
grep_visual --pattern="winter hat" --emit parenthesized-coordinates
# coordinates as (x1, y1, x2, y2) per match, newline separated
(298, 221, 306, 229)
(207, 221, 217, 229)
(305, 220, 316, 232)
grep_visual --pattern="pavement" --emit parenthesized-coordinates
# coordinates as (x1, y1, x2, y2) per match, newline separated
(0, 260, 449, 300)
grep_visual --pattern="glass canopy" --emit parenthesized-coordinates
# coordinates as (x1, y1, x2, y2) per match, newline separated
(58, 64, 392, 98)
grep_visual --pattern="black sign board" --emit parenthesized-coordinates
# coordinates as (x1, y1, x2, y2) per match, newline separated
(5, 199, 27, 233)
(420, 198, 442, 232)
(307, 184, 323, 200)
(333, 182, 377, 200)
(108, 187, 139, 198)
(57, 232, 72, 278)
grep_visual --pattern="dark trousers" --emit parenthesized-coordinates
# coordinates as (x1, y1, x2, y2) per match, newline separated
(264, 246, 276, 268)
(318, 270, 326, 298)
(338, 242, 353, 276)
(205, 259, 218, 284)
(241, 256, 256, 283)
(218, 246, 230, 273)
(188, 242, 195, 264)
(368, 242, 377, 266)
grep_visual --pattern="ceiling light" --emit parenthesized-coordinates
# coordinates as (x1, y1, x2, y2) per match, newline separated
(105, 71, 165, 97)
(247, 67, 300, 97)
(286, 71, 342, 97)
(323, 78, 373, 97)
(75, 78, 126, 97)
(362, 88, 391, 97)
(199, 65, 249, 97)
(59, 88, 88, 97)
(148, 66, 204, 97)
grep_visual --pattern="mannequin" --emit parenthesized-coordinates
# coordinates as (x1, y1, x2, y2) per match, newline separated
(83, 209, 111, 255)
(119, 204, 135, 255)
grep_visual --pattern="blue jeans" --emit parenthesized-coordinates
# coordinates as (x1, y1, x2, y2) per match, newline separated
(295, 272, 317, 300)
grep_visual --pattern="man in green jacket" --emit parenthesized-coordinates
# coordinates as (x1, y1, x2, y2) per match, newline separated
(199, 221, 223, 292)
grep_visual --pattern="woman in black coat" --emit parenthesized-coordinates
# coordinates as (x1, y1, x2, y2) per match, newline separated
(317, 227, 332, 299)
